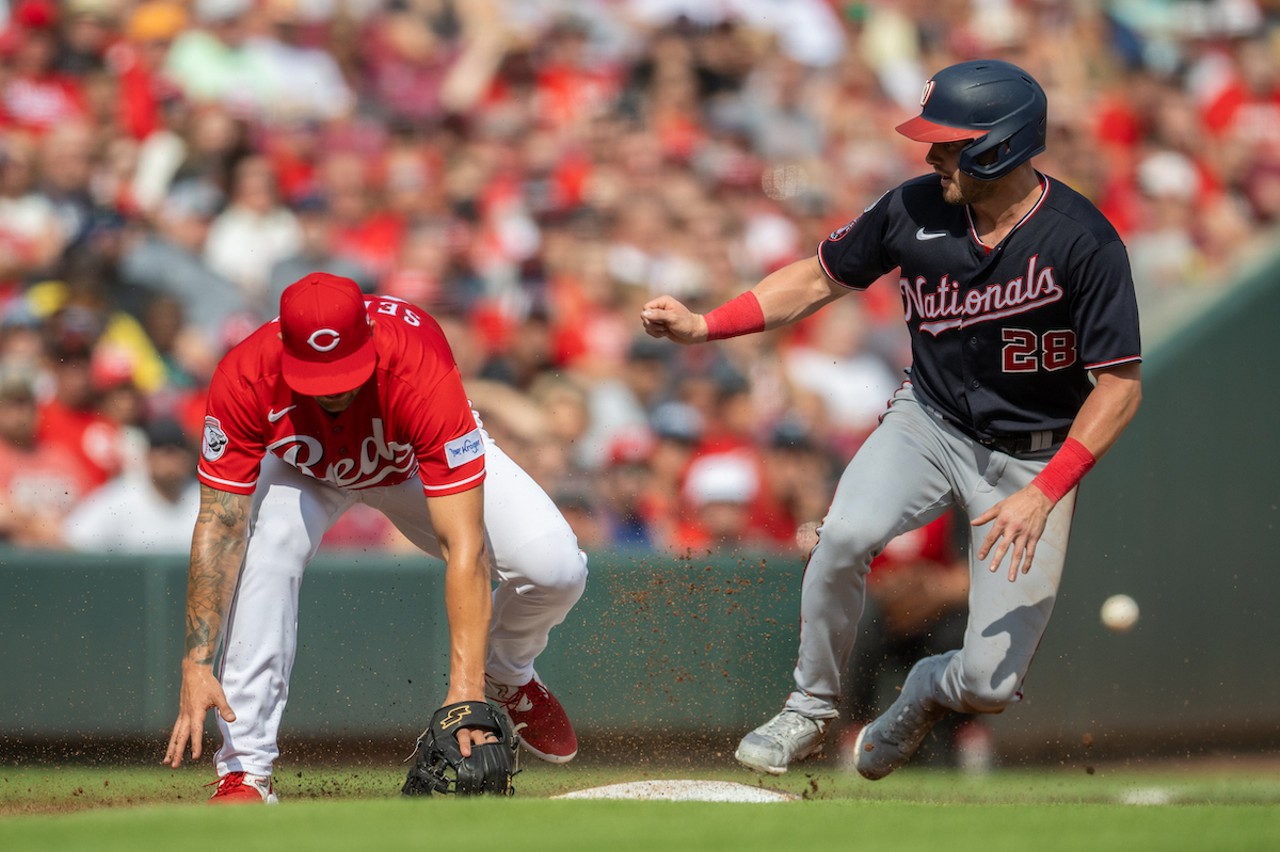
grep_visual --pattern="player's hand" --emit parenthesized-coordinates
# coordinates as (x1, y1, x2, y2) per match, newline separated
(455, 724, 501, 758)
(441, 685, 500, 759)
(163, 659, 237, 768)
(438, 693, 501, 758)
(971, 485, 1054, 582)
(640, 296, 707, 344)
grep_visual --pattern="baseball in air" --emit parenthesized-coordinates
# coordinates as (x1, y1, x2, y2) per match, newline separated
(1100, 594, 1140, 632)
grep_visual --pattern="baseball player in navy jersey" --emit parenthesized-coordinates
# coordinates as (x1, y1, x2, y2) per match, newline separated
(163, 273, 587, 802)
(641, 59, 1142, 777)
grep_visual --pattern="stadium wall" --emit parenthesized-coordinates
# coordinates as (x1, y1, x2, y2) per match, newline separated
(3, 258, 1278, 761)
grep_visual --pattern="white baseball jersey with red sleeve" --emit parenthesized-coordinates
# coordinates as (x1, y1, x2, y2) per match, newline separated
(198, 296, 485, 497)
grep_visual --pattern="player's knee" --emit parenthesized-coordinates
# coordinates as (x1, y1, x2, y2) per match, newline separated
(809, 515, 884, 573)
(506, 537, 588, 599)
(554, 549, 589, 600)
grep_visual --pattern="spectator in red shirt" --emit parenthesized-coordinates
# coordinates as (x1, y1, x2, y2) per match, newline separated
(34, 306, 124, 487)
(672, 449, 775, 554)
(1200, 35, 1280, 152)
(317, 149, 405, 285)
(0, 358, 96, 547)
(0, 0, 89, 135)
(111, 0, 189, 142)
(534, 17, 619, 133)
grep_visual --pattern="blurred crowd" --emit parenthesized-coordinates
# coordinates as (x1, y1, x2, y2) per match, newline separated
(2, 0, 1279, 555)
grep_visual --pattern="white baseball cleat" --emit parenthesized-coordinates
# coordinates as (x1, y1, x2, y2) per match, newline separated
(853, 657, 949, 781)
(734, 710, 827, 775)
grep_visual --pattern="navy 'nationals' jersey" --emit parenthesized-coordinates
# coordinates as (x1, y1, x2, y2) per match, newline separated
(818, 173, 1141, 437)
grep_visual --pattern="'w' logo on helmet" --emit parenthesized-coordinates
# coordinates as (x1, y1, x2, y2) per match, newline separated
(919, 80, 935, 107)
(439, 704, 472, 730)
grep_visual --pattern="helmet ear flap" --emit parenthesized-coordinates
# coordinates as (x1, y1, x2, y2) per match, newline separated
(957, 134, 1000, 176)
(959, 134, 1014, 180)
(957, 109, 1046, 180)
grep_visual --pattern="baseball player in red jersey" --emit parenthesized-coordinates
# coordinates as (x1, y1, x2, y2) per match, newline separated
(163, 273, 587, 802)
(641, 60, 1142, 777)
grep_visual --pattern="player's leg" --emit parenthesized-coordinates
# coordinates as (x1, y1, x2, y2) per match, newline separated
(938, 455, 1077, 714)
(853, 449, 1076, 780)
(786, 391, 957, 719)
(841, 610, 954, 768)
(736, 389, 954, 774)
(372, 439, 586, 762)
(909, 608, 977, 769)
(478, 441, 587, 682)
(213, 456, 356, 793)
(475, 440, 586, 762)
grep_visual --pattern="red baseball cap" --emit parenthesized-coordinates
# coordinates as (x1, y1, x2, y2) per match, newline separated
(278, 273, 376, 396)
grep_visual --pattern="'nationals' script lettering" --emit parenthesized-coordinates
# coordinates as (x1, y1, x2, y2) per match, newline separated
(902, 255, 1063, 336)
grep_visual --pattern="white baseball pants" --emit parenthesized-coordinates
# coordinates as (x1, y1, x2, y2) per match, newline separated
(214, 439, 587, 777)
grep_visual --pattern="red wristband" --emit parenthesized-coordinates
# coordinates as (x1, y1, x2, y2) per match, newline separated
(703, 291, 765, 341)
(1031, 437, 1097, 503)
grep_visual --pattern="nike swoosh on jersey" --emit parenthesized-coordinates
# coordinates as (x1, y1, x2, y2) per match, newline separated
(267, 405, 298, 423)
(915, 228, 948, 241)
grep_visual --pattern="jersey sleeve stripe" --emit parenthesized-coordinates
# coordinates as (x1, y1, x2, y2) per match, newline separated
(422, 468, 486, 492)
(197, 469, 258, 492)
(1084, 355, 1142, 370)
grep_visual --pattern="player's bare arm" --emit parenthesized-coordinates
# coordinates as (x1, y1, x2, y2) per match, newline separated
(641, 256, 845, 343)
(426, 484, 496, 757)
(974, 363, 1143, 581)
(164, 485, 251, 767)
(1053, 363, 1143, 458)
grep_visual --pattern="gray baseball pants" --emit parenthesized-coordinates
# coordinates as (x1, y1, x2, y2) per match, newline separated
(784, 384, 1077, 721)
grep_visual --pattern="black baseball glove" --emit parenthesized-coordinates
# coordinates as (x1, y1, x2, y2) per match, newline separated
(401, 700, 518, 797)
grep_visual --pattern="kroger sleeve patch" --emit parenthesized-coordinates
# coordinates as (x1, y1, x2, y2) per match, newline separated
(444, 428, 485, 468)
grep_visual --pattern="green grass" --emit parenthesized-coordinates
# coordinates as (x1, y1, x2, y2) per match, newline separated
(2, 761, 1277, 852)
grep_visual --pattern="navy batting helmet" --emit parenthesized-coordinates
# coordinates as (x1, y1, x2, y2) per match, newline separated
(896, 59, 1047, 181)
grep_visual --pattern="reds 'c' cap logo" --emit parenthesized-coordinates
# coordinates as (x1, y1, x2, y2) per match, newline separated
(278, 273, 376, 397)
(307, 328, 342, 352)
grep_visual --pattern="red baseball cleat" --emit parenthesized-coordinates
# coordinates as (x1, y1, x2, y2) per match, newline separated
(485, 674, 578, 763)
(207, 771, 278, 804)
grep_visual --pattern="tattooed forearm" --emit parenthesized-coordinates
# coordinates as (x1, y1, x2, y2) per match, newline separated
(197, 485, 249, 530)
(183, 486, 251, 665)
(184, 615, 217, 663)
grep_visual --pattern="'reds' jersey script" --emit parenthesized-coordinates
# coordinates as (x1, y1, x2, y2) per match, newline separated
(818, 174, 1142, 438)
(198, 296, 485, 496)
